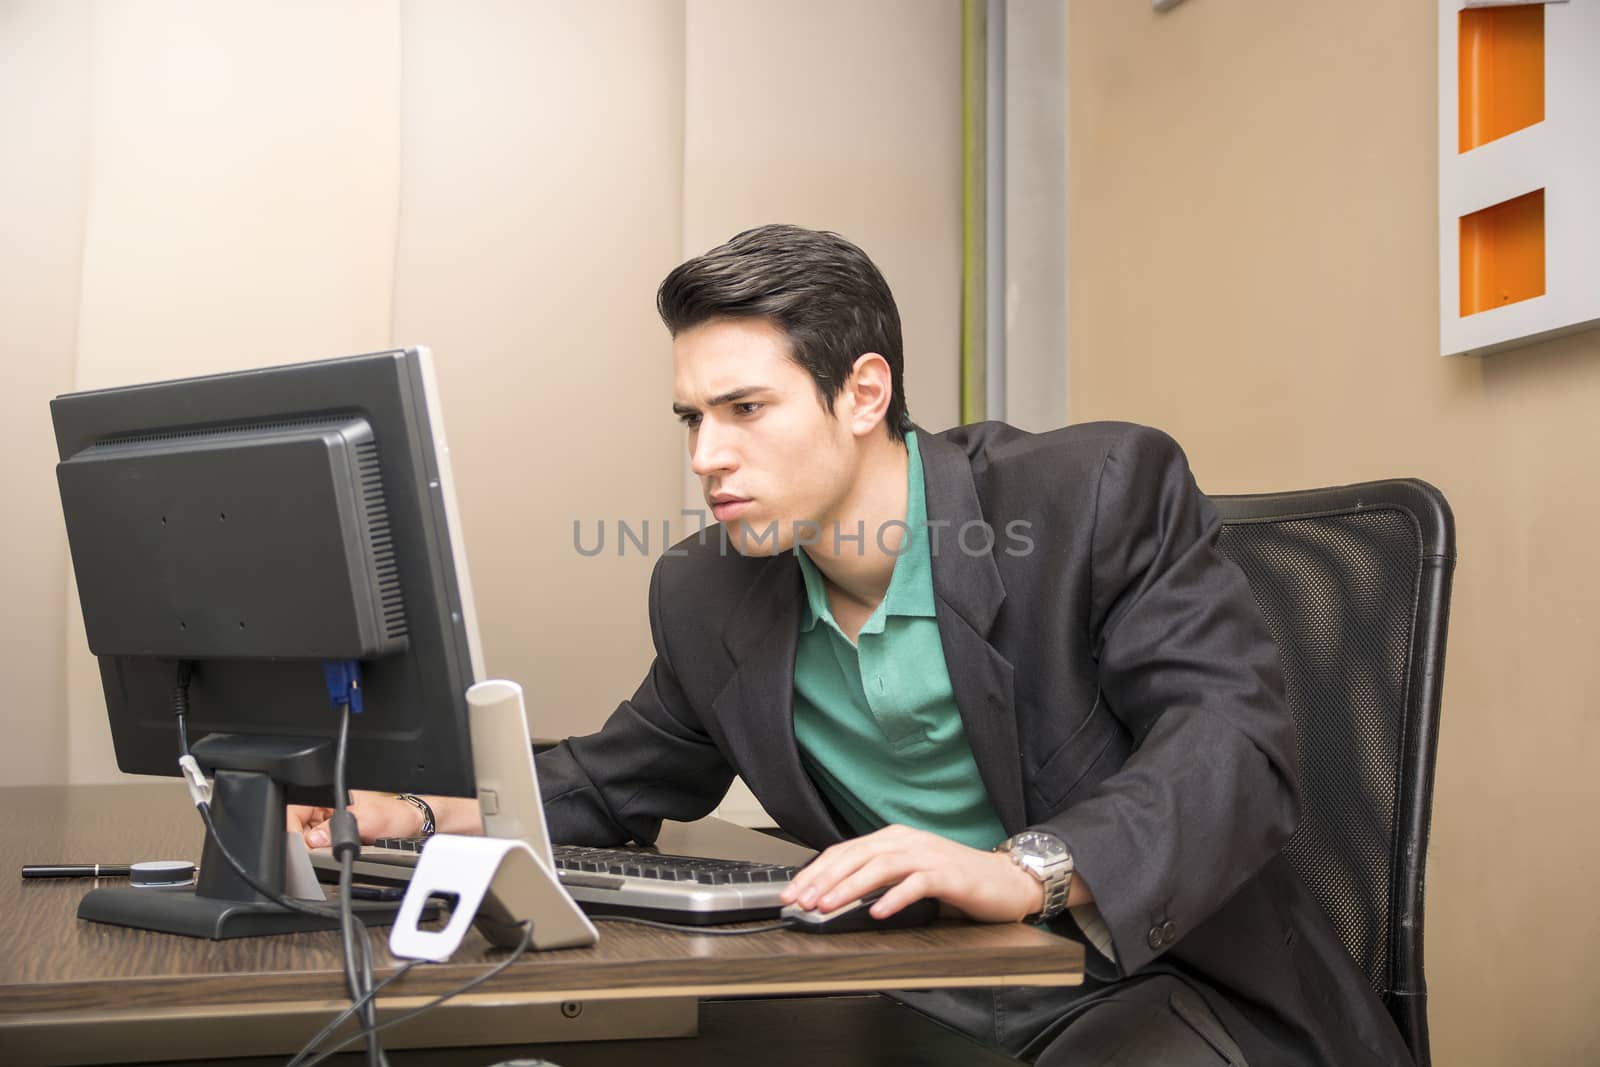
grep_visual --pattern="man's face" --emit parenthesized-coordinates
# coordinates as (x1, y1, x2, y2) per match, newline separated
(672, 317, 859, 556)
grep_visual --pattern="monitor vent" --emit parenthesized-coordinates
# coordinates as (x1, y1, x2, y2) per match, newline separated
(356, 439, 407, 642)
(94, 414, 350, 450)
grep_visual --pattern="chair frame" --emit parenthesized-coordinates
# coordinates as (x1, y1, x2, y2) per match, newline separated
(1211, 479, 1455, 1067)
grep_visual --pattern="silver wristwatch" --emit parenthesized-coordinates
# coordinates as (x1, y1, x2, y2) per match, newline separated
(997, 830, 1074, 923)
(395, 793, 436, 838)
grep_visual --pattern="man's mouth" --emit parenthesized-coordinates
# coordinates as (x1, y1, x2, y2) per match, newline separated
(709, 495, 752, 522)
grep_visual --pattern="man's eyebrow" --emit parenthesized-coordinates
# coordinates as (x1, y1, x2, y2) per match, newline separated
(671, 387, 770, 417)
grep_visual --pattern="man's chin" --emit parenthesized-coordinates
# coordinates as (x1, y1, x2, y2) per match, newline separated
(723, 518, 788, 557)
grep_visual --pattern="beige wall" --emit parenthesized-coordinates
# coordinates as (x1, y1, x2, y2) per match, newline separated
(1068, 3, 1599, 1064)
(684, 0, 963, 439)
(0, 0, 90, 784)
(389, 1, 689, 742)
(1, 2, 961, 780)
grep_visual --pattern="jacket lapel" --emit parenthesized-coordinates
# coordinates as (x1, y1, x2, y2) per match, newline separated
(917, 429, 1027, 834)
(711, 553, 846, 848)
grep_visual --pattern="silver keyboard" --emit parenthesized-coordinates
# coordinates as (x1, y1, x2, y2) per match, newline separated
(550, 844, 800, 924)
(316, 839, 801, 925)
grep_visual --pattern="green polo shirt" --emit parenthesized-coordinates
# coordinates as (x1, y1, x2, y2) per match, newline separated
(792, 431, 1007, 852)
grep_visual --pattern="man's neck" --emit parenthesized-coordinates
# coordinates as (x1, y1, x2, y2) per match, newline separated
(804, 434, 911, 619)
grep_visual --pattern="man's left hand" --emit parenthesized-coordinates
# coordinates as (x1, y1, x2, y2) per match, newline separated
(778, 823, 1044, 923)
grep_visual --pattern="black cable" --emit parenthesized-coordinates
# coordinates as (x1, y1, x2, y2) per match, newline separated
(327, 713, 366, 1027)
(172, 660, 194, 759)
(293, 922, 535, 1067)
(170, 666, 385, 1065)
(284, 958, 420, 1067)
(330, 708, 385, 1067)
(324, 703, 377, 1062)
(594, 915, 799, 936)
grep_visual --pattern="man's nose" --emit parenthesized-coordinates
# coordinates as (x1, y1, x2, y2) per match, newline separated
(689, 421, 735, 477)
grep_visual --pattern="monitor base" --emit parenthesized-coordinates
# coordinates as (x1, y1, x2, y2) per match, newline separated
(78, 885, 421, 940)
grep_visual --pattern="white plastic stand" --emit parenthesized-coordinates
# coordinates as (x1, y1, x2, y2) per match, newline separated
(387, 679, 598, 961)
(388, 834, 595, 960)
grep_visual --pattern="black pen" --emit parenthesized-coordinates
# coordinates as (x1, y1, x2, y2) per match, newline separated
(22, 863, 132, 879)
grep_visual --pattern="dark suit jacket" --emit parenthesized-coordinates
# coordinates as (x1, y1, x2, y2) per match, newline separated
(537, 421, 1414, 1067)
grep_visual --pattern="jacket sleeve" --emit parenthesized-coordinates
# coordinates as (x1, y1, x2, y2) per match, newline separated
(535, 554, 736, 846)
(1035, 425, 1300, 975)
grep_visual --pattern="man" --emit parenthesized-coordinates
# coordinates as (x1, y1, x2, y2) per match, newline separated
(302, 225, 1414, 1066)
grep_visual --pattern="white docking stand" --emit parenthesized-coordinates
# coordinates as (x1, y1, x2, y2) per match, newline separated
(388, 679, 597, 961)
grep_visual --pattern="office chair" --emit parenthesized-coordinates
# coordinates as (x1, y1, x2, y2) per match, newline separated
(1211, 480, 1455, 1067)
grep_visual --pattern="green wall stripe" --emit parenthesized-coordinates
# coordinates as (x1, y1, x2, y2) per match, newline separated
(961, 0, 986, 425)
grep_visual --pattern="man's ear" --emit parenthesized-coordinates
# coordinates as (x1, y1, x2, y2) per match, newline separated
(843, 353, 893, 438)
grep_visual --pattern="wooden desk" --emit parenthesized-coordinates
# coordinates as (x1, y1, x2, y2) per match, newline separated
(2, 785, 1081, 1065)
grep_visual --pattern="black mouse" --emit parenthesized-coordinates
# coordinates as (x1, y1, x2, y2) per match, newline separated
(780, 885, 941, 934)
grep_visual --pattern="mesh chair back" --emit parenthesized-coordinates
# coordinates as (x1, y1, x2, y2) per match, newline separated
(1211, 480, 1454, 1067)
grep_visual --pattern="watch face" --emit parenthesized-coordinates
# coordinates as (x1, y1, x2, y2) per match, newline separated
(1012, 831, 1070, 863)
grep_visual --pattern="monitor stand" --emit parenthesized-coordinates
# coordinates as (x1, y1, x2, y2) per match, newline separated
(79, 734, 423, 939)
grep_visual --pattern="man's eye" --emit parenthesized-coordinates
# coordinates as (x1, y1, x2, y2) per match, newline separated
(733, 402, 763, 416)
(679, 413, 702, 429)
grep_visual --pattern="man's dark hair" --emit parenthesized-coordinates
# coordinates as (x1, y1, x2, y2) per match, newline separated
(656, 224, 910, 441)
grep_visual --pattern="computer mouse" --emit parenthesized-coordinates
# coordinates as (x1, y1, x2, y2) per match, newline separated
(780, 886, 941, 934)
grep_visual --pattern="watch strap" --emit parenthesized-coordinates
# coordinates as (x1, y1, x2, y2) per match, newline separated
(395, 793, 436, 838)
(1029, 867, 1072, 923)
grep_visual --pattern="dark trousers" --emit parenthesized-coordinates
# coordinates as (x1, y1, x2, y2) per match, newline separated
(891, 975, 1248, 1066)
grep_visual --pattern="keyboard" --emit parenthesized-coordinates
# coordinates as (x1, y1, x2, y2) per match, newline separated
(347, 838, 803, 925)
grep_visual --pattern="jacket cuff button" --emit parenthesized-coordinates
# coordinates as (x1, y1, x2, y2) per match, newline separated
(1147, 925, 1165, 949)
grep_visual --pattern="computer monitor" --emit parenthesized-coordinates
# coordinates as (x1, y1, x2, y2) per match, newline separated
(50, 347, 486, 937)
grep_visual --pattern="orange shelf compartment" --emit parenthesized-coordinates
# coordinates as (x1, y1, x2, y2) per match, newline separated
(1459, 188, 1546, 317)
(1459, 3, 1545, 153)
